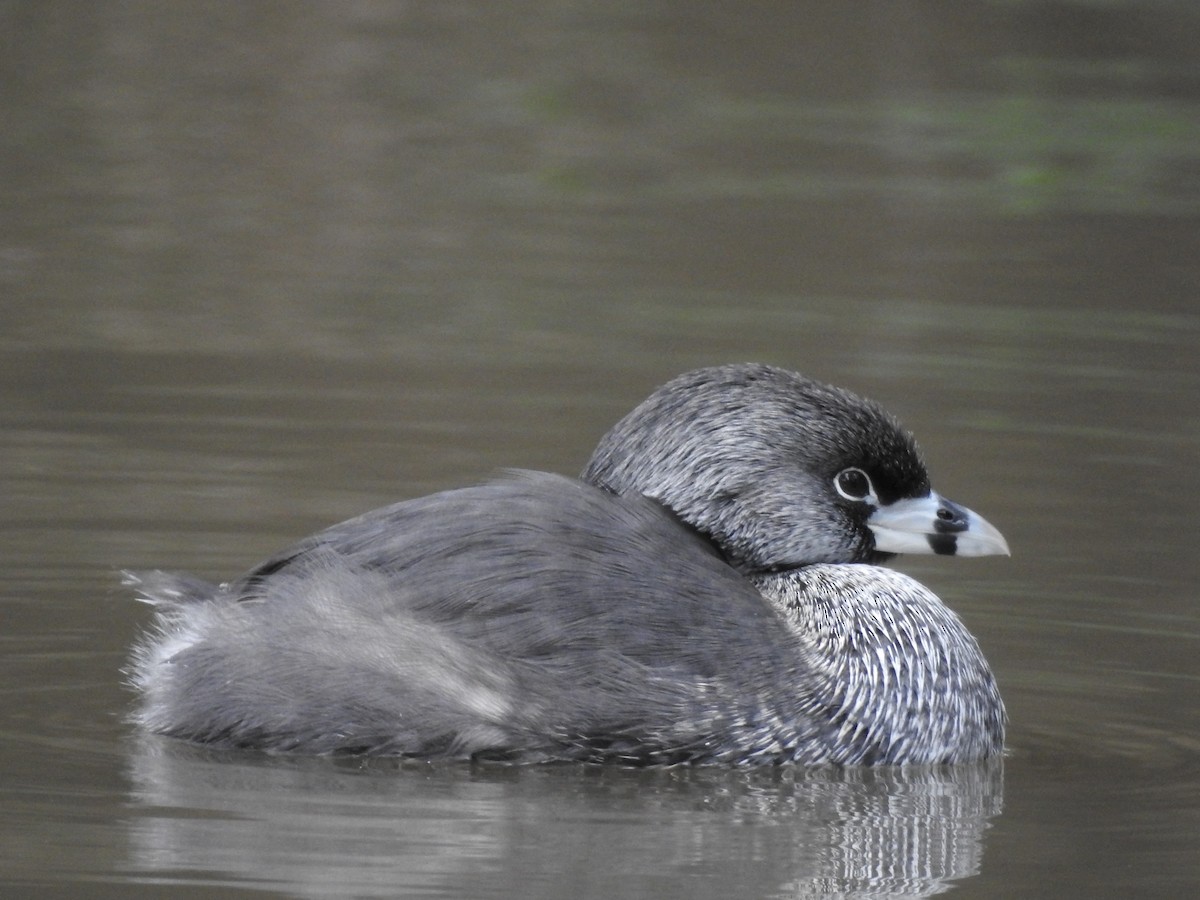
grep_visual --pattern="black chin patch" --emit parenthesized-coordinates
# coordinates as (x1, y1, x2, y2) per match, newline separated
(928, 533, 958, 556)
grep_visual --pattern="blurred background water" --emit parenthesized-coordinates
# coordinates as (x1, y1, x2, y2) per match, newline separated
(2, 2, 1198, 897)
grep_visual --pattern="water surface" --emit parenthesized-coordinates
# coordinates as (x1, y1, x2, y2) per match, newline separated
(2, 3, 1198, 897)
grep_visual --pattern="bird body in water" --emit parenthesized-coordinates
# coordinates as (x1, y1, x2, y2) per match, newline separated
(127, 364, 1009, 765)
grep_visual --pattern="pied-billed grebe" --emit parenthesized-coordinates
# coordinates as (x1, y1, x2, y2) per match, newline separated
(127, 364, 1008, 765)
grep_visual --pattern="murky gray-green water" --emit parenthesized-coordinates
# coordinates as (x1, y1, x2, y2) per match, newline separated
(3, 3, 1198, 897)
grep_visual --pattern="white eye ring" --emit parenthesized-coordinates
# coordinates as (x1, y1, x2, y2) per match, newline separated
(834, 467, 878, 503)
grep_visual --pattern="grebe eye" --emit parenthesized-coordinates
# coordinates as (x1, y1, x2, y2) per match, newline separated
(834, 467, 875, 502)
